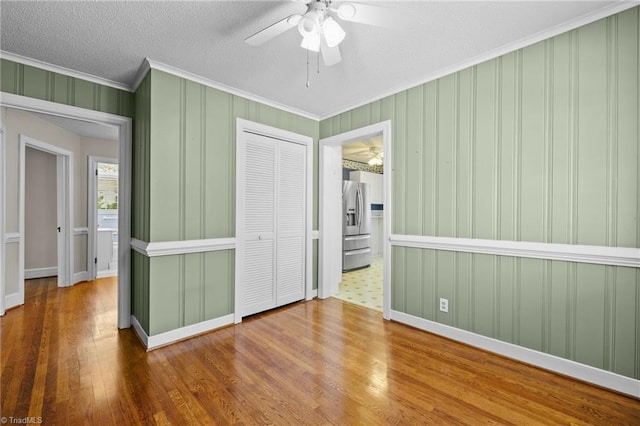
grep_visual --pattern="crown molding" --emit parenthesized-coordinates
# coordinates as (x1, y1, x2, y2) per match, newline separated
(0, 51, 132, 93)
(319, 1, 639, 121)
(134, 58, 320, 121)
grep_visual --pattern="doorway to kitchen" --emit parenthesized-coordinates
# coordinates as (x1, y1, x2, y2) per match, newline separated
(334, 138, 384, 311)
(318, 120, 392, 319)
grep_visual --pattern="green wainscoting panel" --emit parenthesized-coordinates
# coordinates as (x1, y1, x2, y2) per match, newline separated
(391, 247, 639, 379)
(149, 255, 181, 335)
(131, 250, 150, 333)
(148, 250, 235, 336)
(320, 7, 640, 248)
(0, 59, 134, 118)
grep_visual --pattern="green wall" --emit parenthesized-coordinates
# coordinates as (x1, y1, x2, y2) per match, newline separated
(321, 7, 640, 379)
(134, 69, 319, 336)
(1, 59, 134, 118)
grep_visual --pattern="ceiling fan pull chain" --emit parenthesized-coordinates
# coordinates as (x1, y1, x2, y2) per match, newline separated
(306, 47, 310, 88)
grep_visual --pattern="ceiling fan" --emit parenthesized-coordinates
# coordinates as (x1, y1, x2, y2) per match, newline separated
(245, 1, 390, 67)
(348, 146, 384, 165)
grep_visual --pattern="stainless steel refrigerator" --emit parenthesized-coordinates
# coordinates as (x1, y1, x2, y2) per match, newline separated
(342, 180, 372, 271)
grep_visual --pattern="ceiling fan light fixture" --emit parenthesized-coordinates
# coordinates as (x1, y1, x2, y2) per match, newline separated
(301, 33, 321, 52)
(298, 11, 320, 38)
(322, 17, 345, 47)
(336, 2, 357, 20)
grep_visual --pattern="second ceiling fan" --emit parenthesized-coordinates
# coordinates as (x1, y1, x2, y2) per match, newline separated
(245, 1, 390, 66)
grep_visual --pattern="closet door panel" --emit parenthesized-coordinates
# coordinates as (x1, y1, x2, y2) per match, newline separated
(276, 141, 306, 306)
(240, 136, 277, 316)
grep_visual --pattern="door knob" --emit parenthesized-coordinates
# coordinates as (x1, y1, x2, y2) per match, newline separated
(57, 227, 61, 232)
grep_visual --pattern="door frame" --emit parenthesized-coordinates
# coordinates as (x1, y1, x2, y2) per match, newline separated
(20, 136, 73, 290)
(318, 120, 392, 319)
(1, 93, 132, 328)
(0, 125, 5, 316)
(234, 118, 313, 324)
(88, 156, 119, 280)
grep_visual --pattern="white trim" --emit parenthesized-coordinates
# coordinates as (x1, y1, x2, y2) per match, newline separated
(96, 270, 116, 279)
(139, 59, 319, 121)
(130, 315, 149, 348)
(235, 118, 314, 323)
(312, 230, 319, 240)
(130, 237, 236, 257)
(318, 121, 392, 320)
(73, 227, 89, 236)
(5, 292, 21, 310)
(131, 59, 151, 95)
(0, 126, 4, 316)
(390, 310, 640, 398)
(0, 51, 132, 93)
(25, 267, 57, 279)
(320, 2, 638, 121)
(1, 92, 133, 330)
(73, 271, 89, 283)
(390, 234, 640, 268)
(4, 233, 19, 244)
(131, 314, 235, 351)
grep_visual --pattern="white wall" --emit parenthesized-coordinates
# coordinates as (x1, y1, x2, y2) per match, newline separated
(3, 107, 118, 300)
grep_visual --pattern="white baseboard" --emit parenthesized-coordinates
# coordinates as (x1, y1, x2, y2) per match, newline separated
(390, 310, 640, 398)
(72, 271, 89, 284)
(131, 314, 235, 351)
(5, 292, 22, 310)
(97, 269, 117, 279)
(24, 267, 57, 279)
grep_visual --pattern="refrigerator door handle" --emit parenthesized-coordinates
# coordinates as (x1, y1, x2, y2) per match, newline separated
(356, 187, 362, 229)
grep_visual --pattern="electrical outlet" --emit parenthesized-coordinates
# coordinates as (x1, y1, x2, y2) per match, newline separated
(439, 298, 449, 313)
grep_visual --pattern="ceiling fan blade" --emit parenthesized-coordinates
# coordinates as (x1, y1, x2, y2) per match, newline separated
(320, 36, 342, 66)
(245, 15, 301, 46)
(332, 2, 396, 28)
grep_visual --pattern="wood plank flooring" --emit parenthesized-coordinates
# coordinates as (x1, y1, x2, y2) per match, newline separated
(2, 277, 639, 425)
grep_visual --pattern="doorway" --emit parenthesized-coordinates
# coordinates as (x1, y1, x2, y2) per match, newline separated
(24, 146, 61, 281)
(89, 157, 119, 280)
(334, 138, 384, 311)
(1, 94, 132, 328)
(318, 120, 392, 319)
(19, 135, 73, 296)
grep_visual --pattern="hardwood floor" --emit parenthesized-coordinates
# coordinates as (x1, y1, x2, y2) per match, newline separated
(2, 277, 638, 425)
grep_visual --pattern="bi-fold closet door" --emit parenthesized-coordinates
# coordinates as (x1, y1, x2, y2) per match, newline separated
(237, 131, 306, 318)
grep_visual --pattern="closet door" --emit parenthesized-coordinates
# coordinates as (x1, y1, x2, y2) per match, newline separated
(239, 134, 277, 317)
(276, 141, 306, 306)
(237, 130, 307, 318)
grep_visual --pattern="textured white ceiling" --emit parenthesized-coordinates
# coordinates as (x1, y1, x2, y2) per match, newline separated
(0, 1, 628, 119)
